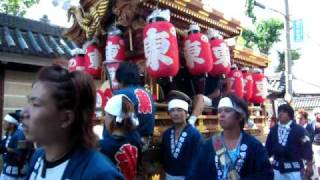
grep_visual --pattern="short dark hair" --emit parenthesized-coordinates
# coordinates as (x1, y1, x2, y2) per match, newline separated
(224, 93, 249, 130)
(278, 104, 294, 120)
(115, 62, 141, 86)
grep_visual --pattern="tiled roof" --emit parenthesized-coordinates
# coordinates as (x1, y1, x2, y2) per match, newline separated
(0, 13, 77, 58)
(292, 96, 320, 110)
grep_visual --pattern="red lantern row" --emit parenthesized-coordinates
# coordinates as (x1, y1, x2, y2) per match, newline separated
(227, 66, 267, 104)
(143, 10, 231, 79)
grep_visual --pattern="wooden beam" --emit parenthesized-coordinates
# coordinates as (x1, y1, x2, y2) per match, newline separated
(0, 63, 4, 136)
(0, 52, 53, 67)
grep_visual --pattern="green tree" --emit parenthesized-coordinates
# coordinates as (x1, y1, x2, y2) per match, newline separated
(241, 18, 284, 55)
(276, 49, 300, 72)
(0, 0, 39, 17)
(245, 0, 256, 23)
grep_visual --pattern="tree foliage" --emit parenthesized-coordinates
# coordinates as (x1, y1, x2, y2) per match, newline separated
(276, 49, 300, 72)
(245, 0, 256, 23)
(0, 0, 39, 17)
(241, 18, 284, 55)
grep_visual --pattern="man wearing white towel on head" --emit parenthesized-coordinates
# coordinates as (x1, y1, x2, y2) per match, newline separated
(160, 96, 204, 180)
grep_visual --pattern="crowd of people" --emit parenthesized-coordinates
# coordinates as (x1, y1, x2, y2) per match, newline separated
(0, 62, 319, 180)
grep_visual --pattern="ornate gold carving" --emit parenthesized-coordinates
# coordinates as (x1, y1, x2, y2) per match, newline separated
(65, 0, 110, 41)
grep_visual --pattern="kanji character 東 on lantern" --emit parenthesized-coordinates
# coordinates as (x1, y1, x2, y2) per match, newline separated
(184, 24, 213, 75)
(251, 68, 267, 104)
(207, 28, 231, 76)
(143, 9, 179, 78)
(105, 25, 126, 63)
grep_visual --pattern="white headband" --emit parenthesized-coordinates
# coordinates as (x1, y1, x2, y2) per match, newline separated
(168, 99, 189, 112)
(218, 97, 246, 119)
(4, 114, 19, 125)
(104, 94, 139, 126)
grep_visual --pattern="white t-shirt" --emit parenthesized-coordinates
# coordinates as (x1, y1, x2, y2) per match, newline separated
(29, 157, 70, 180)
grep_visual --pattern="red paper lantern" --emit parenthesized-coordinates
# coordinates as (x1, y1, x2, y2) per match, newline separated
(207, 29, 231, 76)
(143, 9, 179, 78)
(96, 90, 107, 112)
(84, 40, 102, 79)
(227, 65, 244, 98)
(184, 24, 213, 75)
(68, 48, 85, 72)
(96, 83, 113, 115)
(105, 62, 120, 90)
(241, 67, 253, 101)
(105, 26, 126, 63)
(251, 69, 267, 104)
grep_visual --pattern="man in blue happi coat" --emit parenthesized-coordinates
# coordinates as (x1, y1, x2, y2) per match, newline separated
(0, 110, 29, 179)
(187, 94, 273, 180)
(266, 103, 313, 179)
(161, 95, 204, 179)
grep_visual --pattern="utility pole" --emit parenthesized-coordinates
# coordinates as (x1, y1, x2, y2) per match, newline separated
(254, 0, 293, 99)
(284, 0, 293, 98)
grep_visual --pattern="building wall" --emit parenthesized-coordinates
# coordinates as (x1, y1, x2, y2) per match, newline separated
(3, 70, 36, 118)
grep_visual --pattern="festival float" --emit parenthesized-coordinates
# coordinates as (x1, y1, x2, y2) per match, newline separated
(64, 0, 271, 175)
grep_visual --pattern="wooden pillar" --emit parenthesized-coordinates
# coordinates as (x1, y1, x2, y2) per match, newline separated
(0, 63, 4, 136)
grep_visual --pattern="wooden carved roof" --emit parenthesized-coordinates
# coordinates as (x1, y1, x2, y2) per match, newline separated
(65, 0, 270, 69)
(140, 0, 241, 38)
(65, 0, 242, 44)
(230, 45, 269, 68)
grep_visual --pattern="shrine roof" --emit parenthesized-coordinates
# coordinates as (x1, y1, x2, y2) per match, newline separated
(0, 13, 77, 58)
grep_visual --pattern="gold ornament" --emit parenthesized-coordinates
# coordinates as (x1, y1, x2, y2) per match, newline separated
(66, 0, 110, 40)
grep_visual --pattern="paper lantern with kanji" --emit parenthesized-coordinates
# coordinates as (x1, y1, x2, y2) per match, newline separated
(227, 65, 244, 98)
(241, 67, 253, 101)
(96, 90, 107, 113)
(183, 24, 213, 75)
(84, 40, 102, 79)
(105, 62, 120, 90)
(207, 29, 231, 76)
(96, 89, 113, 109)
(251, 69, 267, 104)
(68, 48, 85, 72)
(105, 26, 126, 63)
(96, 82, 113, 116)
(143, 9, 179, 78)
